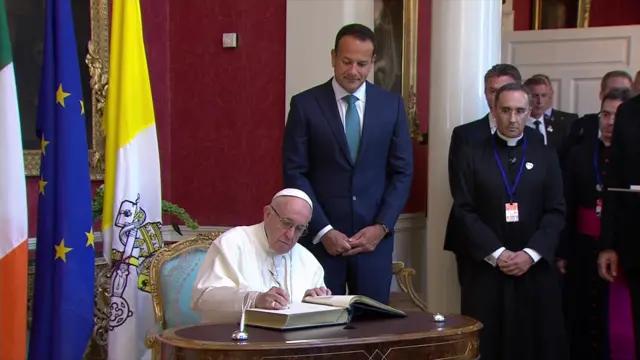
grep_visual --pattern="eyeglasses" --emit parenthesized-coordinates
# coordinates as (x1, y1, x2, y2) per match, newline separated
(269, 206, 308, 237)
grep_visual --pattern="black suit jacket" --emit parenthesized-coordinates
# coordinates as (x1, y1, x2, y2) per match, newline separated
(599, 95, 640, 269)
(566, 113, 599, 150)
(546, 109, 578, 155)
(443, 115, 544, 254)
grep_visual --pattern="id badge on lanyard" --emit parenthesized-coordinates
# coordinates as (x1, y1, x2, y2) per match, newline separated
(493, 136, 527, 223)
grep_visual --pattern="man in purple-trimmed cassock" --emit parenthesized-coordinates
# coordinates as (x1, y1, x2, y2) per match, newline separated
(559, 87, 636, 360)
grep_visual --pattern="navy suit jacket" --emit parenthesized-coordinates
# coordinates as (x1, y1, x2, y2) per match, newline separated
(282, 79, 414, 242)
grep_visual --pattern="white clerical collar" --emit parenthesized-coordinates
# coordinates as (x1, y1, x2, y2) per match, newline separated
(496, 131, 523, 146)
(332, 77, 366, 103)
(598, 130, 612, 147)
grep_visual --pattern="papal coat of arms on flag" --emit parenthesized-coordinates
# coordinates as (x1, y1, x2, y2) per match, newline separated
(101, 0, 164, 358)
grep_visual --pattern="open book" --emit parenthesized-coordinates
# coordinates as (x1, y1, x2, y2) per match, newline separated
(245, 295, 406, 330)
(609, 186, 640, 193)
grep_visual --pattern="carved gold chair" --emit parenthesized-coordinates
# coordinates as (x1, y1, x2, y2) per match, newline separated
(145, 231, 225, 359)
(144, 231, 427, 359)
(391, 261, 428, 313)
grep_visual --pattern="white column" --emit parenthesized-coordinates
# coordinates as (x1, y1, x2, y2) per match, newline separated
(285, 0, 374, 121)
(425, 0, 502, 314)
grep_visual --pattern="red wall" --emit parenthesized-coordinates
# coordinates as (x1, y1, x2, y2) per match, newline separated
(513, 0, 532, 30)
(513, 0, 640, 30)
(589, 0, 640, 27)
(25, 0, 431, 236)
(166, 0, 287, 226)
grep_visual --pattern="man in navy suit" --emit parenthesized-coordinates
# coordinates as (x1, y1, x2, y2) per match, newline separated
(282, 23, 414, 304)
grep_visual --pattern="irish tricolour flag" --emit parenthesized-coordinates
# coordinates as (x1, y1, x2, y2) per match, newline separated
(101, 0, 164, 358)
(0, 0, 29, 358)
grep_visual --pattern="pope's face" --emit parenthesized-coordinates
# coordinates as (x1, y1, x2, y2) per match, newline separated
(263, 197, 312, 254)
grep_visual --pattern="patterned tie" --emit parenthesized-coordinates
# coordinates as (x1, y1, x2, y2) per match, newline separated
(344, 95, 361, 162)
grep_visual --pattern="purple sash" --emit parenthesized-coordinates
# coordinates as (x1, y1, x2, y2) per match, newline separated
(576, 207, 601, 238)
(576, 207, 635, 358)
(609, 272, 636, 360)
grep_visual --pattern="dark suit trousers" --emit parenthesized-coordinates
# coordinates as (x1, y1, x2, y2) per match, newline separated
(306, 238, 394, 305)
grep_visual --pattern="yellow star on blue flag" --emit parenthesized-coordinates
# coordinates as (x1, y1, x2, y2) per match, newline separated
(29, 0, 95, 359)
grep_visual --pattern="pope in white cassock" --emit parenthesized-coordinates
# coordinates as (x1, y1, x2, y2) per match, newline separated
(191, 188, 331, 323)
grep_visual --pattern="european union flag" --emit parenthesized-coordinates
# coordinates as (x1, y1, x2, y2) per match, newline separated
(28, 0, 95, 359)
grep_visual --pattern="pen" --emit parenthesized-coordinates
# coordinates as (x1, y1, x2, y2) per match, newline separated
(268, 269, 290, 308)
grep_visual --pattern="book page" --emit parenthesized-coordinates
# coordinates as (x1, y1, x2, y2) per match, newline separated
(249, 302, 338, 315)
(303, 295, 355, 308)
(609, 187, 640, 193)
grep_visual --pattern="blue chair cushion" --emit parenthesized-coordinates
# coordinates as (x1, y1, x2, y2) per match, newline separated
(160, 247, 208, 328)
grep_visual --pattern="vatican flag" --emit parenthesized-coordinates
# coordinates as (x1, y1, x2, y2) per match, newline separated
(101, 0, 164, 359)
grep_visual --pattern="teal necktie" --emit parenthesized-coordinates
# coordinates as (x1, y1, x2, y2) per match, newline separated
(344, 95, 361, 162)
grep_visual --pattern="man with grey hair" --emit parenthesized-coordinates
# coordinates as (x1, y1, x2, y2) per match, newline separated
(451, 83, 568, 359)
(191, 188, 330, 324)
(523, 75, 577, 151)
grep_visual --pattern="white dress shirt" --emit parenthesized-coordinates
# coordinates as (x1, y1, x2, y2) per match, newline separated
(312, 78, 367, 244)
(489, 114, 497, 134)
(484, 131, 542, 266)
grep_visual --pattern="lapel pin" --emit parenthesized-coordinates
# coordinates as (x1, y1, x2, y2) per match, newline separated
(546, 125, 553, 132)
(526, 162, 534, 170)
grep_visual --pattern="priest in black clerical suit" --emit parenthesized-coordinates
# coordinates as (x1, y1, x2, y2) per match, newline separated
(445, 63, 544, 288)
(445, 114, 543, 286)
(598, 93, 640, 360)
(451, 83, 568, 360)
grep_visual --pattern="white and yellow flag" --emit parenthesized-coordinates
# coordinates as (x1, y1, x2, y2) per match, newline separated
(102, 0, 163, 358)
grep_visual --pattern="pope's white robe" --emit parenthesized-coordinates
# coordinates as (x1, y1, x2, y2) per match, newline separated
(191, 222, 326, 323)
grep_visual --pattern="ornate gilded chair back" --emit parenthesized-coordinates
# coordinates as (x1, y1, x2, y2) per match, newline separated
(148, 231, 224, 329)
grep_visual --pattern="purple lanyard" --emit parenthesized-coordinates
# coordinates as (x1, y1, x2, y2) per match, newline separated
(594, 137, 603, 188)
(492, 135, 527, 203)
